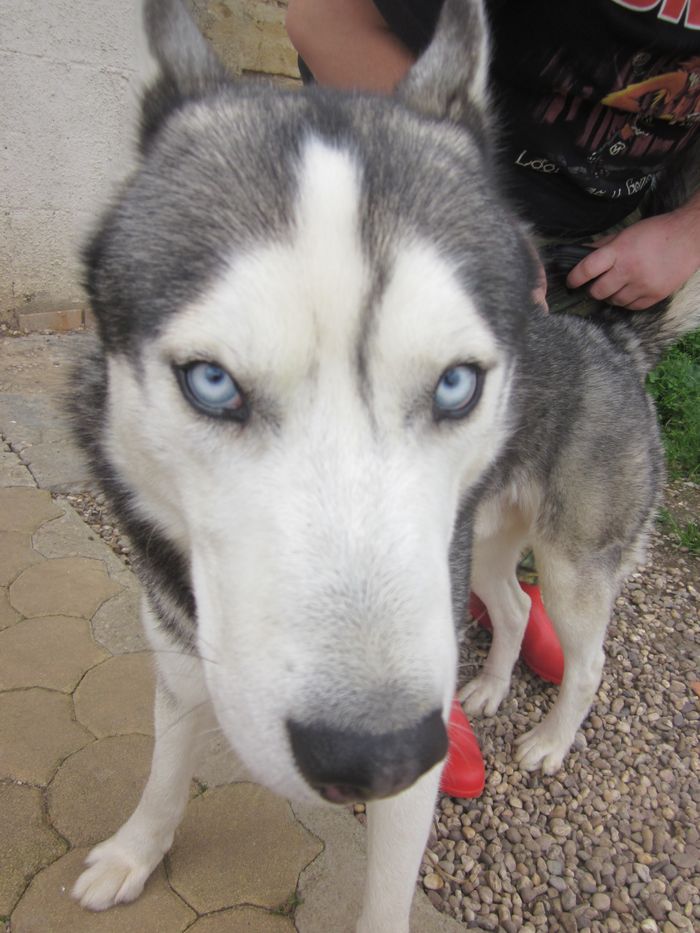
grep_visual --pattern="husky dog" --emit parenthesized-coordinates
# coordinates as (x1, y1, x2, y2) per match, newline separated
(71, 0, 699, 929)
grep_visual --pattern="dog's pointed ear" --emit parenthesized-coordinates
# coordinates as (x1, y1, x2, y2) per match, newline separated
(140, 0, 228, 148)
(397, 0, 490, 130)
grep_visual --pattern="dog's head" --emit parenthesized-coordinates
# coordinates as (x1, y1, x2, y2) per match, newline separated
(82, 0, 537, 804)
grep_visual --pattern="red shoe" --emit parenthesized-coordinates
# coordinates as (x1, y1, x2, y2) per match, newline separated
(469, 582, 564, 685)
(439, 698, 485, 798)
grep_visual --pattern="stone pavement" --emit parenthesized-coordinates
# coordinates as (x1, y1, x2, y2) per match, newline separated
(0, 333, 463, 932)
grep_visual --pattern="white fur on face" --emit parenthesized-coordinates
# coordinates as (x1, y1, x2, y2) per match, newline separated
(105, 136, 513, 800)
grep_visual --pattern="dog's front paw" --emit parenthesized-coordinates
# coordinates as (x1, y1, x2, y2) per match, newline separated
(458, 672, 510, 717)
(72, 835, 163, 911)
(514, 718, 571, 774)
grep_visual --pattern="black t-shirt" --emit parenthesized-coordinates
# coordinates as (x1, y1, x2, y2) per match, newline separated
(375, 0, 700, 235)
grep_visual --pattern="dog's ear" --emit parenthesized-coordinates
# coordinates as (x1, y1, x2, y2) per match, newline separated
(397, 0, 490, 131)
(140, 0, 228, 148)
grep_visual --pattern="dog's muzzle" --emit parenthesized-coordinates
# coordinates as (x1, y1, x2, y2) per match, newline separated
(287, 709, 448, 804)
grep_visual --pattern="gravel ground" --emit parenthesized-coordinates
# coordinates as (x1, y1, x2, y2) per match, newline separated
(62, 482, 699, 933)
(61, 491, 134, 567)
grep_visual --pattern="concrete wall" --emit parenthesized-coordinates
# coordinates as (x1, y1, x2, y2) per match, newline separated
(1, 0, 298, 327)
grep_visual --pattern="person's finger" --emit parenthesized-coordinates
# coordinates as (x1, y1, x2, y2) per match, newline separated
(534, 291, 549, 313)
(590, 233, 616, 247)
(532, 273, 548, 311)
(529, 243, 549, 311)
(536, 262, 547, 298)
(566, 245, 615, 288)
(586, 267, 627, 300)
(607, 285, 643, 308)
(622, 295, 658, 311)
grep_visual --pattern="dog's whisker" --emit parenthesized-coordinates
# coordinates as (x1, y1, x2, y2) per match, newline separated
(196, 725, 225, 740)
(157, 699, 214, 741)
(447, 746, 479, 766)
(447, 722, 474, 737)
(148, 646, 221, 668)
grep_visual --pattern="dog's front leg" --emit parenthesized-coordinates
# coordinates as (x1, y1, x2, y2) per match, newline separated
(357, 762, 442, 933)
(514, 555, 612, 774)
(73, 671, 208, 910)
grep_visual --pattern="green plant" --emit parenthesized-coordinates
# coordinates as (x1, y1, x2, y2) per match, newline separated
(647, 331, 700, 479)
(657, 507, 700, 555)
(272, 892, 303, 916)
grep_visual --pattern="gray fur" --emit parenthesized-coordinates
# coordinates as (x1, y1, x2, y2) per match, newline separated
(398, 0, 490, 132)
(145, 0, 224, 87)
(70, 0, 700, 927)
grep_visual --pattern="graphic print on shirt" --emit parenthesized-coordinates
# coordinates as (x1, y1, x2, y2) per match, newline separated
(531, 44, 700, 202)
(610, 0, 700, 30)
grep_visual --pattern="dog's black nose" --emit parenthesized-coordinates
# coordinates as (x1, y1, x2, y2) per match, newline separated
(287, 709, 448, 803)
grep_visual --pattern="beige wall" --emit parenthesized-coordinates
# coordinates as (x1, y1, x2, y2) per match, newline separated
(192, 0, 299, 83)
(1, 1, 298, 326)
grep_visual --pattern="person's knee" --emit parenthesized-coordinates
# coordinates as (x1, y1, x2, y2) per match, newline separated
(287, 0, 385, 58)
(284, 0, 306, 49)
(286, 0, 325, 58)
(286, 0, 411, 92)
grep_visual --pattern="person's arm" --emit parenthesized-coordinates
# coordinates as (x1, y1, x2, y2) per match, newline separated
(286, 0, 415, 92)
(566, 190, 700, 310)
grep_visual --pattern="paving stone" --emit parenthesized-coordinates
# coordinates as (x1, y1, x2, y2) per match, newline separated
(74, 653, 155, 737)
(48, 734, 153, 846)
(0, 530, 44, 586)
(0, 486, 63, 533)
(167, 783, 323, 914)
(0, 783, 67, 916)
(90, 574, 148, 654)
(0, 616, 109, 692)
(10, 847, 196, 932)
(0, 688, 93, 785)
(195, 731, 246, 787)
(187, 906, 296, 932)
(0, 449, 36, 486)
(0, 333, 89, 396)
(32, 503, 126, 575)
(15, 437, 90, 494)
(292, 801, 465, 933)
(9, 556, 121, 618)
(0, 396, 90, 493)
(0, 585, 21, 629)
(0, 396, 69, 450)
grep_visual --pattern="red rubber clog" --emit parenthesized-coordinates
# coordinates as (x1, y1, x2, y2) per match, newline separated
(439, 698, 485, 798)
(470, 582, 564, 685)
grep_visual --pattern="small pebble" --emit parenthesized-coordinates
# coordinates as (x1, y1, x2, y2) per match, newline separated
(423, 873, 443, 891)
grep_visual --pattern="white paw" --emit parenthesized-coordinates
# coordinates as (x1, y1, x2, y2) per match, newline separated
(459, 672, 510, 717)
(72, 835, 162, 911)
(514, 718, 571, 774)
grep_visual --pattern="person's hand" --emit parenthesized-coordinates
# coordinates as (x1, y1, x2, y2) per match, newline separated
(566, 200, 700, 310)
(527, 241, 548, 311)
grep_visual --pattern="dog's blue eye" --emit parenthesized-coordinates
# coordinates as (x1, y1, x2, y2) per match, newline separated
(178, 362, 247, 419)
(187, 364, 239, 406)
(434, 365, 482, 418)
